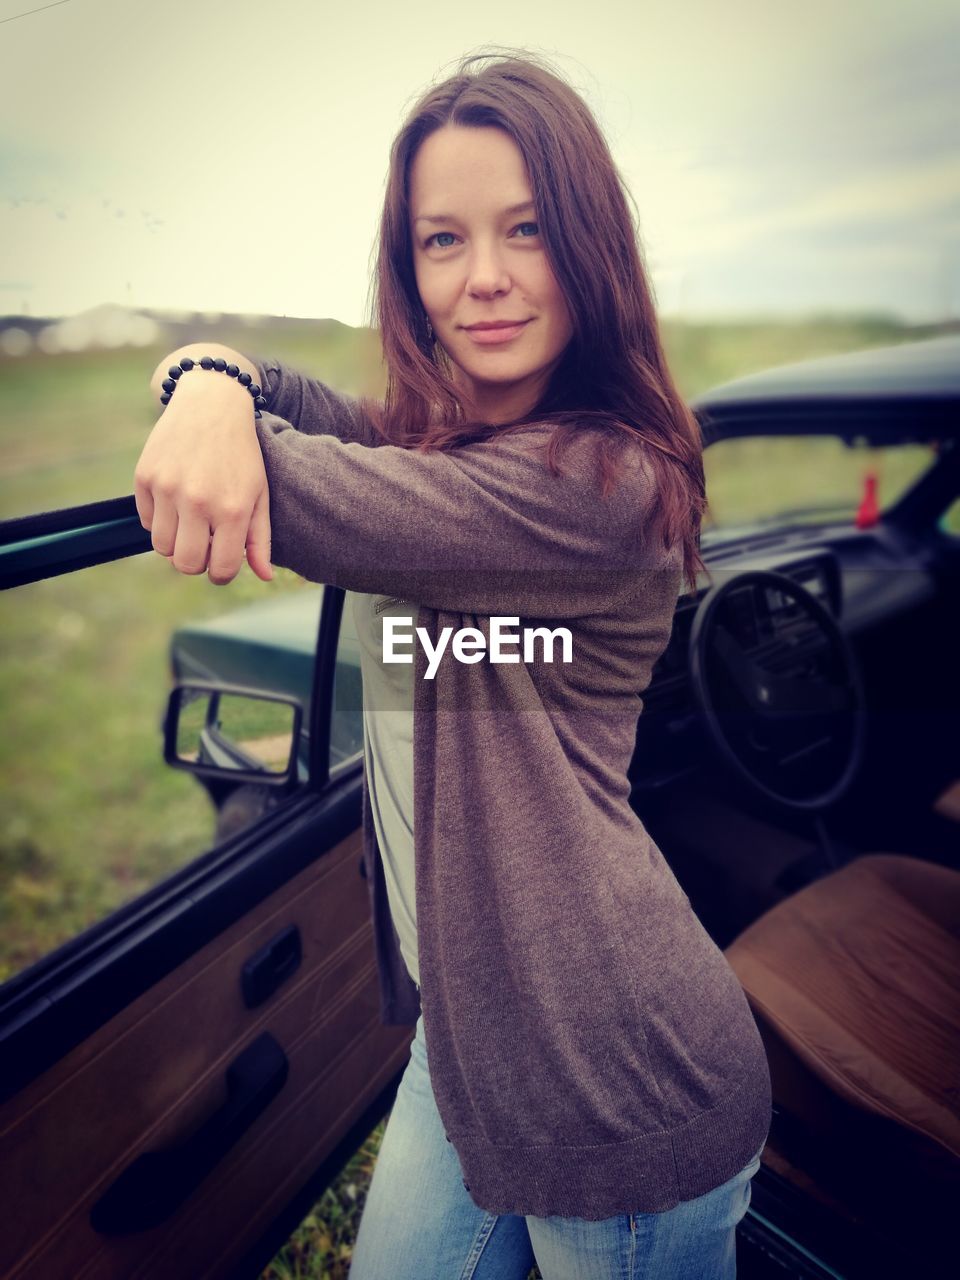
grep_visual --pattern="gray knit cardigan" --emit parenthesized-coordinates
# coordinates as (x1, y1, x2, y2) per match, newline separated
(254, 360, 772, 1219)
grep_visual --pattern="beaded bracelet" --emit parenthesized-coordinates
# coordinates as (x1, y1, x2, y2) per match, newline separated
(159, 356, 268, 419)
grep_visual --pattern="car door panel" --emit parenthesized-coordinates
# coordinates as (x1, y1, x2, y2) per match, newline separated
(2, 822, 410, 1279)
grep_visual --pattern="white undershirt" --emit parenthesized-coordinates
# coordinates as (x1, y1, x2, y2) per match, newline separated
(348, 590, 420, 987)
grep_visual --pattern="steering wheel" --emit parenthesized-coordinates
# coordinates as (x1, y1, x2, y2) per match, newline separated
(688, 570, 867, 811)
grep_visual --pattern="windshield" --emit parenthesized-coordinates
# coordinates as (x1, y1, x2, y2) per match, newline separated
(701, 434, 941, 540)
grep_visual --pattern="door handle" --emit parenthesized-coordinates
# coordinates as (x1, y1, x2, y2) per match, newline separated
(242, 924, 302, 1008)
(90, 1032, 289, 1235)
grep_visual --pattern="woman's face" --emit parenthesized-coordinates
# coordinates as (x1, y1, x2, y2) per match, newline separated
(409, 124, 574, 424)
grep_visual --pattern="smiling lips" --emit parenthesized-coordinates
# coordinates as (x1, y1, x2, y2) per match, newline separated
(462, 319, 531, 345)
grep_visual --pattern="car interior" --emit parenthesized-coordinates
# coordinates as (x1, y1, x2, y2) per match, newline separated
(626, 380, 959, 1274)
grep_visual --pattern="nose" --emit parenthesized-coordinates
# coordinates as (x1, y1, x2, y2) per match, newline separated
(465, 237, 511, 298)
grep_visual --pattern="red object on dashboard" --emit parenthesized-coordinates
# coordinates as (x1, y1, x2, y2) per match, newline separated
(855, 470, 880, 528)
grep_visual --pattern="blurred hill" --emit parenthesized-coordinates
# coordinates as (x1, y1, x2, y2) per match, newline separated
(0, 305, 385, 400)
(0, 305, 351, 353)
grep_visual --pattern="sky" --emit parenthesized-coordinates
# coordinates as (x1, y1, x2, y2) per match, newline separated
(1, 0, 958, 325)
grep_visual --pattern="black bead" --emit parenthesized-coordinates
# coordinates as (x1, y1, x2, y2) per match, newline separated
(225, 363, 239, 377)
(180, 357, 194, 371)
(199, 356, 214, 369)
(254, 395, 267, 410)
(161, 378, 176, 393)
(167, 365, 182, 379)
(248, 383, 261, 398)
(238, 371, 252, 386)
(160, 392, 171, 404)
(213, 357, 227, 372)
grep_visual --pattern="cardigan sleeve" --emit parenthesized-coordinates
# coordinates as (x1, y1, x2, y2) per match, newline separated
(253, 404, 678, 618)
(254, 358, 385, 448)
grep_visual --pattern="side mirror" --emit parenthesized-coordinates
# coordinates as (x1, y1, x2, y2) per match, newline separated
(164, 682, 303, 786)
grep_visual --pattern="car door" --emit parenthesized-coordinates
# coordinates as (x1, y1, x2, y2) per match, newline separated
(0, 494, 411, 1280)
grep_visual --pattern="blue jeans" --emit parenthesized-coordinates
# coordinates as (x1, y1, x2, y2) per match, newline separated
(349, 1012, 763, 1279)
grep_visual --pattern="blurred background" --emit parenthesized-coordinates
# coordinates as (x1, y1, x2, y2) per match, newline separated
(1, 1, 958, 1276)
(2, 0, 958, 518)
(3, 0, 959, 325)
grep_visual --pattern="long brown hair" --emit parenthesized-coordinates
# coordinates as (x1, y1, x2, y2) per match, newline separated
(359, 48, 707, 592)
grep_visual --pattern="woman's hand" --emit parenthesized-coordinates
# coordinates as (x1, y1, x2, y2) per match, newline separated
(134, 373, 274, 585)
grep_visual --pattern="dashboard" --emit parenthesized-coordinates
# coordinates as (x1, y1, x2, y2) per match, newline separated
(632, 520, 942, 790)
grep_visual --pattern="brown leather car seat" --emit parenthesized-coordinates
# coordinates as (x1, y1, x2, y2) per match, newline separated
(725, 853, 960, 1231)
(933, 777, 960, 824)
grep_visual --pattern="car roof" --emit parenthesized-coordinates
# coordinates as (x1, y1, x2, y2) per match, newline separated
(691, 333, 960, 443)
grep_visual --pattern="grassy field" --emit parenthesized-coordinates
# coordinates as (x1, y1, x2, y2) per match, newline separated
(0, 311, 955, 1279)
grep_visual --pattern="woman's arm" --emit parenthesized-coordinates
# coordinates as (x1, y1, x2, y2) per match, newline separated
(150, 345, 380, 447)
(137, 356, 273, 584)
(257, 359, 383, 448)
(135, 377, 673, 612)
(138, 346, 381, 584)
(248, 413, 671, 617)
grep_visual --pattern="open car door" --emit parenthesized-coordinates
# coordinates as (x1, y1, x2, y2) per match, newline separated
(0, 494, 411, 1279)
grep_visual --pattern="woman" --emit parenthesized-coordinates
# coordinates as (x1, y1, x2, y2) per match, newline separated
(136, 50, 771, 1280)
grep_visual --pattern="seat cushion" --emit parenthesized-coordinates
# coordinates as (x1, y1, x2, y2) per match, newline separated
(725, 854, 960, 1188)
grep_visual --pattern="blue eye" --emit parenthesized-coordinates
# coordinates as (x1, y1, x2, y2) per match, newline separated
(427, 231, 457, 248)
(514, 221, 539, 237)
